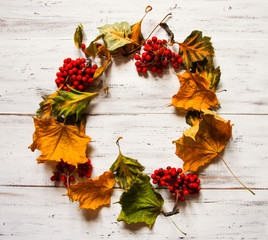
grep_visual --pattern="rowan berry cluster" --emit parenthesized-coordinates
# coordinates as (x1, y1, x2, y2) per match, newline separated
(151, 166, 201, 201)
(134, 36, 183, 74)
(50, 159, 93, 187)
(55, 57, 98, 91)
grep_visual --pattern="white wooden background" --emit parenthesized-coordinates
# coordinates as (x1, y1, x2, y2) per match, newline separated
(0, 0, 267, 239)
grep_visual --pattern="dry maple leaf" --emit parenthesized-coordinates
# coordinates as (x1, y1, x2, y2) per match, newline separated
(173, 109, 232, 172)
(29, 117, 91, 166)
(67, 171, 115, 210)
(170, 71, 220, 112)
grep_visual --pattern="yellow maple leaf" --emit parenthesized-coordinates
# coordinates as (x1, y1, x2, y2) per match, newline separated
(173, 110, 232, 172)
(67, 171, 115, 210)
(170, 71, 220, 112)
(29, 117, 91, 166)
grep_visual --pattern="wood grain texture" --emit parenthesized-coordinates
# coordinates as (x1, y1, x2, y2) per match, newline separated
(0, 0, 267, 239)
(0, 187, 267, 240)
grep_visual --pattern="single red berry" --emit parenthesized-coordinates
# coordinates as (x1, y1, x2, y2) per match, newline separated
(142, 67, 147, 73)
(151, 174, 156, 179)
(152, 36, 157, 42)
(69, 176, 75, 182)
(178, 58, 183, 64)
(135, 62, 141, 67)
(81, 44, 86, 50)
(134, 54, 140, 60)
(153, 179, 158, 184)
(78, 85, 84, 90)
(50, 176, 55, 181)
(137, 67, 142, 73)
(93, 64, 98, 69)
(156, 69, 163, 74)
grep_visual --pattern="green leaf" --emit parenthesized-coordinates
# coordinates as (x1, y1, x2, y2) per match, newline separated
(110, 137, 145, 189)
(51, 87, 99, 121)
(74, 24, 83, 48)
(117, 173, 164, 228)
(179, 30, 215, 70)
(98, 21, 132, 51)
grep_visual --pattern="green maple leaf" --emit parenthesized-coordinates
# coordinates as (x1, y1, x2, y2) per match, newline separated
(98, 21, 132, 51)
(117, 173, 164, 228)
(110, 137, 145, 189)
(179, 30, 215, 70)
(51, 87, 100, 121)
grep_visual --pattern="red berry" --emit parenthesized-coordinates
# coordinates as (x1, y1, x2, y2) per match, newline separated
(137, 67, 142, 73)
(93, 64, 98, 69)
(134, 54, 140, 60)
(156, 69, 163, 74)
(178, 58, 183, 64)
(81, 44, 86, 50)
(152, 36, 157, 42)
(151, 174, 156, 179)
(78, 85, 84, 90)
(69, 176, 75, 182)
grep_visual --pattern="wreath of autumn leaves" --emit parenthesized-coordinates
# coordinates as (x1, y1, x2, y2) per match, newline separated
(29, 6, 254, 232)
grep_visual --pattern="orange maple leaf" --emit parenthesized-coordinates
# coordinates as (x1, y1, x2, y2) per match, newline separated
(29, 117, 91, 166)
(170, 71, 220, 112)
(67, 171, 115, 210)
(173, 110, 232, 172)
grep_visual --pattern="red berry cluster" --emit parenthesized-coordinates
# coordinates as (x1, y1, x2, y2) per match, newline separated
(151, 166, 201, 201)
(55, 57, 98, 91)
(134, 36, 183, 74)
(50, 159, 93, 187)
(77, 159, 93, 178)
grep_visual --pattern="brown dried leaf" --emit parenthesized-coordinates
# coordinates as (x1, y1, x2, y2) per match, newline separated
(67, 171, 115, 210)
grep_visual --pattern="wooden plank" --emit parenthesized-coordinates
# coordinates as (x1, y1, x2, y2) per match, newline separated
(0, 114, 267, 189)
(0, 38, 267, 115)
(0, 187, 267, 239)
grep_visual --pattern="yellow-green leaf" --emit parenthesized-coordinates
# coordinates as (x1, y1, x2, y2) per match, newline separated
(85, 34, 104, 58)
(179, 30, 215, 70)
(98, 21, 132, 51)
(196, 63, 221, 91)
(74, 24, 83, 49)
(51, 87, 100, 121)
(110, 137, 144, 189)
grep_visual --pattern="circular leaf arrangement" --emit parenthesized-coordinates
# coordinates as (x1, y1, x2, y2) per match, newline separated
(29, 6, 254, 234)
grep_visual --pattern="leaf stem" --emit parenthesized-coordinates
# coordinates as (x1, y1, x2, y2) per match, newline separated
(144, 12, 172, 43)
(162, 207, 186, 235)
(218, 153, 255, 195)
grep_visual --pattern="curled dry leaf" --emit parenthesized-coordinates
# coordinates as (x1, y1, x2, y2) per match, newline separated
(92, 45, 112, 80)
(67, 171, 115, 210)
(29, 117, 91, 166)
(110, 137, 145, 189)
(117, 173, 164, 228)
(170, 71, 220, 112)
(74, 24, 83, 48)
(173, 109, 233, 172)
(179, 30, 215, 70)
